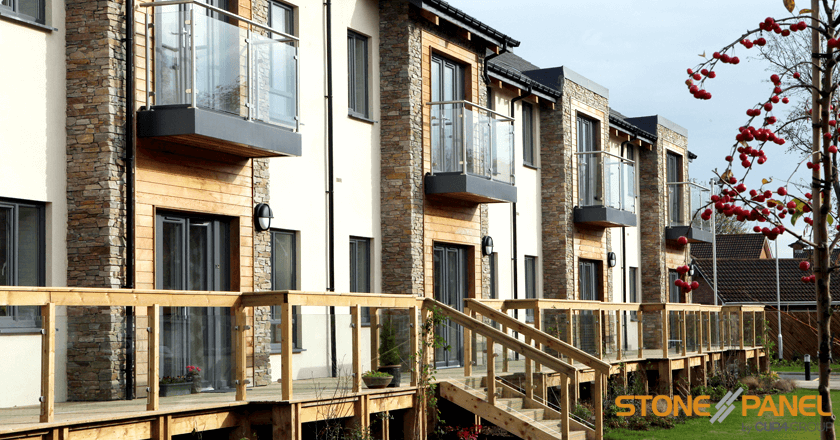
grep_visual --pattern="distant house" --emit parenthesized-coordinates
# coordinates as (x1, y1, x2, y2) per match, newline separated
(690, 233, 772, 260)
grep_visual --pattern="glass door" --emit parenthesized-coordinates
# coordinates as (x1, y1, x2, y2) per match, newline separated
(577, 116, 600, 206)
(667, 153, 682, 225)
(434, 244, 467, 368)
(431, 54, 465, 174)
(157, 213, 231, 391)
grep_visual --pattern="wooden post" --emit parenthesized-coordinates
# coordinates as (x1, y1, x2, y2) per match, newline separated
(593, 371, 603, 440)
(739, 309, 745, 350)
(350, 394, 370, 433)
(501, 324, 509, 373)
(707, 312, 712, 352)
(235, 304, 247, 401)
(281, 302, 293, 401)
(352, 305, 362, 393)
(569, 370, 579, 403)
(638, 310, 644, 359)
(40, 303, 55, 423)
(560, 373, 570, 440)
(410, 305, 419, 387)
(681, 311, 687, 356)
(486, 336, 496, 405)
(662, 309, 669, 358)
(525, 334, 533, 399)
(370, 307, 380, 370)
(752, 311, 757, 348)
(595, 310, 603, 359)
(719, 312, 725, 349)
(566, 310, 574, 365)
(147, 304, 160, 411)
(464, 306, 473, 377)
(616, 311, 623, 361)
(534, 306, 542, 373)
(274, 403, 301, 440)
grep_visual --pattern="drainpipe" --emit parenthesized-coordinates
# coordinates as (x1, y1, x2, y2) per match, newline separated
(324, 0, 338, 378)
(510, 86, 532, 321)
(122, 0, 137, 400)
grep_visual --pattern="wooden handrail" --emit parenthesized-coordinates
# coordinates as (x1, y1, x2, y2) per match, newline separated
(423, 299, 577, 376)
(466, 299, 611, 374)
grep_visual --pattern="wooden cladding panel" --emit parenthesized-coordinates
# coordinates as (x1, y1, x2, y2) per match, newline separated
(423, 199, 482, 299)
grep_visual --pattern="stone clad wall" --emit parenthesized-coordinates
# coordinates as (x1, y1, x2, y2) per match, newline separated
(379, 0, 425, 296)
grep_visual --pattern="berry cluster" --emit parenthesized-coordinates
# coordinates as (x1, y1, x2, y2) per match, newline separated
(673, 265, 700, 292)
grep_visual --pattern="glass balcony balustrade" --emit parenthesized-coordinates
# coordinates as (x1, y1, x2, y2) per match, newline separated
(667, 182, 712, 232)
(144, 0, 299, 131)
(427, 101, 515, 185)
(575, 151, 636, 212)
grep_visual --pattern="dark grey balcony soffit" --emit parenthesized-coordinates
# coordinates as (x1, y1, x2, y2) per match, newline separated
(665, 225, 714, 244)
(425, 173, 517, 204)
(573, 206, 637, 227)
(137, 106, 302, 159)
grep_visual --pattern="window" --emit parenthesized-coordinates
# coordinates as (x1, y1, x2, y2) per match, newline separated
(522, 102, 535, 166)
(349, 237, 371, 324)
(0, 199, 44, 330)
(0, 0, 45, 25)
(628, 267, 638, 321)
(271, 230, 301, 351)
(488, 253, 497, 300)
(524, 256, 536, 322)
(268, 2, 296, 126)
(348, 31, 369, 118)
(669, 270, 681, 303)
(577, 115, 600, 206)
(579, 259, 598, 301)
(667, 152, 683, 225)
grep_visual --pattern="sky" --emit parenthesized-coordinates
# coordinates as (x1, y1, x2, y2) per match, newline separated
(446, 0, 816, 257)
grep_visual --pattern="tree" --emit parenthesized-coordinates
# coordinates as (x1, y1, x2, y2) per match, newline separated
(686, 1, 836, 436)
(714, 210, 751, 234)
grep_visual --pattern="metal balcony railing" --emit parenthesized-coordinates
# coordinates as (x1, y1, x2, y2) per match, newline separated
(141, 0, 300, 131)
(667, 182, 712, 231)
(427, 100, 515, 185)
(575, 151, 636, 212)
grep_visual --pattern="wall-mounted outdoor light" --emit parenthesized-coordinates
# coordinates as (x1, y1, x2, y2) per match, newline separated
(254, 203, 274, 232)
(607, 252, 617, 268)
(482, 236, 494, 256)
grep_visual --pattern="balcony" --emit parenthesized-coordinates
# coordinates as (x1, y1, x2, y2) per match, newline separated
(424, 101, 516, 203)
(136, 1, 301, 158)
(573, 151, 636, 227)
(666, 182, 713, 243)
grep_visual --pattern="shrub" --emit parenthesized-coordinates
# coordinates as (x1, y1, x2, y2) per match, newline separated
(741, 376, 760, 390)
(773, 378, 797, 393)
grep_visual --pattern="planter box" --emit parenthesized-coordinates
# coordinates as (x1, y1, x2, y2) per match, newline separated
(160, 382, 192, 397)
(362, 376, 392, 389)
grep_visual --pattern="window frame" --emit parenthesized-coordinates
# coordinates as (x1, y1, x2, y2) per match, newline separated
(347, 30, 370, 119)
(522, 102, 535, 167)
(270, 229, 302, 352)
(668, 270, 681, 303)
(349, 236, 372, 324)
(578, 259, 600, 302)
(0, 0, 46, 26)
(524, 256, 537, 323)
(0, 198, 45, 332)
(628, 267, 639, 321)
(267, 1, 297, 127)
(488, 252, 497, 300)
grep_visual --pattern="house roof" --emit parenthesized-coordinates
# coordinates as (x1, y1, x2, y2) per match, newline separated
(609, 109, 657, 144)
(691, 233, 770, 260)
(487, 52, 561, 101)
(693, 258, 840, 304)
(410, 0, 520, 48)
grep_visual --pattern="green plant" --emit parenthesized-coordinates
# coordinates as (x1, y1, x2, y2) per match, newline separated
(362, 370, 392, 378)
(160, 376, 189, 384)
(379, 318, 402, 366)
(410, 306, 450, 437)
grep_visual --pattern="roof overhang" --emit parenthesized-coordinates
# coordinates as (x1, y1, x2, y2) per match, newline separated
(409, 0, 519, 51)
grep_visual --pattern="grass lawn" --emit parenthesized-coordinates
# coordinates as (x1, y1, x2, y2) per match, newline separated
(605, 388, 839, 439)
(772, 364, 838, 373)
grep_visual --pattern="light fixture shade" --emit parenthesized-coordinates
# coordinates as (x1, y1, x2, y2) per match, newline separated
(254, 203, 273, 232)
(689, 264, 696, 277)
(482, 236, 494, 256)
(607, 252, 617, 268)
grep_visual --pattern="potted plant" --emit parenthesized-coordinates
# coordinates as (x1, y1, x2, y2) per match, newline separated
(159, 376, 192, 397)
(378, 318, 402, 387)
(186, 365, 202, 394)
(362, 370, 393, 389)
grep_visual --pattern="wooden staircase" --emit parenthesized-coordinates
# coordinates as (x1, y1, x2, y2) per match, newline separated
(440, 381, 589, 440)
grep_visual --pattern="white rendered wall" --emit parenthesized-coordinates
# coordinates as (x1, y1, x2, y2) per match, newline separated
(269, 0, 380, 382)
(0, 2, 68, 408)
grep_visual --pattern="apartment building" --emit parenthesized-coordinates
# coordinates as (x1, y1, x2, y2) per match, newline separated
(1, 1, 763, 439)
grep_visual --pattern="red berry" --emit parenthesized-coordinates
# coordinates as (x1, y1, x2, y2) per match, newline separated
(764, 102, 773, 111)
(756, 37, 767, 46)
(831, 146, 838, 154)
(713, 52, 721, 59)
(778, 187, 787, 196)
(753, 225, 761, 233)
(825, 133, 832, 139)
(691, 281, 699, 290)
(721, 54, 731, 63)
(781, 29, 791, 37)
(798, 21, 807, 31)
(771, 96, 780, 104)
(687, 68, 694, 75)
(802, 276, 809, 283)
(729, 177, 737, 184)
(693, 73, 702, 80)
(725, 155, 733, 162)
(731, 57, 740, 64)
(800, 261, 811, 271)
(787, 201, 796, 209)
(831, 39, 839, 48)
(677, 236, 688, 245)
(794, 72, 801, 79)
(708, 71, 717, 79)
(806, 192, 812, 198)
(782, 97, 790, 104)
(770, 74, 781, 84)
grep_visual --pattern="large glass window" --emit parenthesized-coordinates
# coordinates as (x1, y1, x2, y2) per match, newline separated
(524, 256, 536, 322)
(522, 102, 535, 166)
(0, 199, 44, 330)
(271, 230, 301, 351)
(0, 0, 45, 25)
(348, 30, 369, 118)
(577, 115, 600, 206)
(628, 267, 638, 321)
(579, 259, 598, 301)
(349, 237, 371, 324)
(667, 152, 683, 225)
